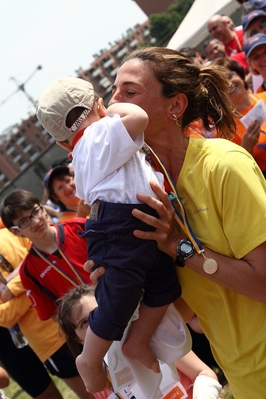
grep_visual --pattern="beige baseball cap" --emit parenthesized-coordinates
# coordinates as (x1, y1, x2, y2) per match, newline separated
(36, 76, 95, 141)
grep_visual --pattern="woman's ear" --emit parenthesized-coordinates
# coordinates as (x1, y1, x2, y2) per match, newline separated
(97, 98, 106, 118)
(168, 93, 188, 120)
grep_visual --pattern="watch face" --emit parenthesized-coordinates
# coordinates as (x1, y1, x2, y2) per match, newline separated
(180, 242, 193, 254)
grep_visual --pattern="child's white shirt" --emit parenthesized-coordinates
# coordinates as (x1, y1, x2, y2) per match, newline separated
(72, 114, 164, 205)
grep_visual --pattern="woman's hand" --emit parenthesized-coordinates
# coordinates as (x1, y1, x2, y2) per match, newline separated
(84, 181, 181, 284)
(132, 181, 181, 256)
(241, 120, 260, 153)
(84, 260, 106, 285)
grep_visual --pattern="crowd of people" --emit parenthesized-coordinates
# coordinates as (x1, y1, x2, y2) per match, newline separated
(0, 1, 266, 399)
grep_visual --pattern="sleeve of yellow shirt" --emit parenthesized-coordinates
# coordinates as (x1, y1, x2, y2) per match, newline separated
(0, 292, 31, 328)
(6, 275, 25, 297)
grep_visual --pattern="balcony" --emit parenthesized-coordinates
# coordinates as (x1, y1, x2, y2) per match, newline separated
(116, 48, 127, 58)
(130, 39, 138, 48)
(110, 66, 119, 77)
(99, 76, 111, 89)
(6, 147, 14, 155)
(23, 144, 33, 153)
(92, 68, 101, 78)
(103, 58, 114, 69)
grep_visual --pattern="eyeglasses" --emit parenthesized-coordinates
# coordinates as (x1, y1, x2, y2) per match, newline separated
(250, 20, 266, 37)
(11, 205, 44, 230)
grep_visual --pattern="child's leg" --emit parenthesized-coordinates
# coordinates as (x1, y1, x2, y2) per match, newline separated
(122, 302, 169, 373)
(76, 327, 112, 393)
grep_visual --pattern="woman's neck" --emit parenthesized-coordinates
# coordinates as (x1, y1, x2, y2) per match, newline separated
(147, 133, 189, 184)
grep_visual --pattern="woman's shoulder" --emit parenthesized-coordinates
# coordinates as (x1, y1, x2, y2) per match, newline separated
(189, 136, 247, 155)
(187, 137, 259, 175)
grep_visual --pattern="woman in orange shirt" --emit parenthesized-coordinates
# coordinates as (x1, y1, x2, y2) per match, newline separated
(211, 57, 266, 176)
(42, 164, 91, 222)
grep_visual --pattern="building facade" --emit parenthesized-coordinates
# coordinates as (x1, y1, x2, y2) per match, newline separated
(0, 19, 153, 197)
(78, 20, 153, 98)
(0, 115, 54, 191)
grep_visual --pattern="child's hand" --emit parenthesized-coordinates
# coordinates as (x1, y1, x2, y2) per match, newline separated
(76, 353, 109, 393)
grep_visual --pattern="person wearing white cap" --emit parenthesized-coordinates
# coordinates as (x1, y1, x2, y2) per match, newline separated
(36, 76, 183, 394)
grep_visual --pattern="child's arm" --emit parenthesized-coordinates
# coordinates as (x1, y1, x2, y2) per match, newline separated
(76, 327, 113, 393)
(175, 350, 222, 399)
(106, 103, 148, 140)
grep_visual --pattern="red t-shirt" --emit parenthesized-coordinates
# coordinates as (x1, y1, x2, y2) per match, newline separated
(231, 51, 249, 72)
(20, 218, 92, 320)
(225, 29, 244, 56)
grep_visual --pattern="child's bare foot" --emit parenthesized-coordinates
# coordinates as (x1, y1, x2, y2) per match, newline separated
(122, 339, 160, 373)
(76, 354, 108, 392)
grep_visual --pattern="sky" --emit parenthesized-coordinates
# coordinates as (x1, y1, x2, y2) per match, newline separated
(0, 0, 147, 135)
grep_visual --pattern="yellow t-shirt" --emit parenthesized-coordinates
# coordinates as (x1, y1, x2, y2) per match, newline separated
(0, 229, 31, 279)
(1, 276, 66, 362)
(176, 138, 266, 399)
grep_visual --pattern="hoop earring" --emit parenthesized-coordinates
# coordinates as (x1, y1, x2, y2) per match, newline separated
(172, 114, 181, 127)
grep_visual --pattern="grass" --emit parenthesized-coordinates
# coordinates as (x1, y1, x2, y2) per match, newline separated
(4, 375, 80, 399)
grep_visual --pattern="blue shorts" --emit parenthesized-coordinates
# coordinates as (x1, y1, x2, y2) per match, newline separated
(82, 201, 181, 341)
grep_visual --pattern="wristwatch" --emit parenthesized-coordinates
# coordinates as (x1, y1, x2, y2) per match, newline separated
(175, 239, 195, 267)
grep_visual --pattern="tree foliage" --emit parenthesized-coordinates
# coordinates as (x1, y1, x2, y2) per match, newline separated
(150, 0, 195, 45)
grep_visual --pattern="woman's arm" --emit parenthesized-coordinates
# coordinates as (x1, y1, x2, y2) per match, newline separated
(0, 294, 31, 328)
(175, 350, 218, 382)
(132, 181, 266, 303)
(175, 351, 221, 399)
(86, 181, 266, 302)
(2, 275, 24, 303)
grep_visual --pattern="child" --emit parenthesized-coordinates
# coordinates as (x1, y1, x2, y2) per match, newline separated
(36, 77, 181, 393)
(57, 284, 222, 399)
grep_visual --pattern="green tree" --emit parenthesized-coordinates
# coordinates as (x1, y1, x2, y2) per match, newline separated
(150, 0, 195, 45)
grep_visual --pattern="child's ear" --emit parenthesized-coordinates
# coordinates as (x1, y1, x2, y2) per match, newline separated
(97, 98, 106, 118)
